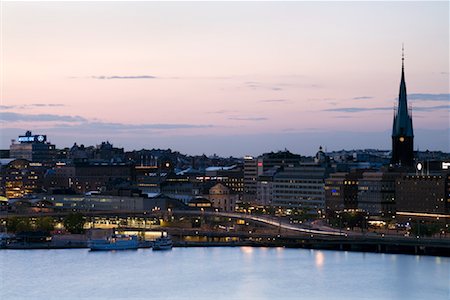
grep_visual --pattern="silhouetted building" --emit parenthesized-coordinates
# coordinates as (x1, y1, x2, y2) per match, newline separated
(391, 48, 414, 167)
(243, 156, 258, 201)
(10, 131, 56, 163)
(325, 170, 365, 212)
(396, 171, 450, 220)
(358, 171, 401, 215)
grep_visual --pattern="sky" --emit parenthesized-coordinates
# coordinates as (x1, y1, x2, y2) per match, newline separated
(1, 1, 449, 157)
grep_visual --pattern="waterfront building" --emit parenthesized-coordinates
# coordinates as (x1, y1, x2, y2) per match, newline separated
(40, 193, 185, 212)
(396, 169, 450, 220)
(391, 48, 414, 167)
(9, 131, 56, 163)
(357, 171, 401, 215)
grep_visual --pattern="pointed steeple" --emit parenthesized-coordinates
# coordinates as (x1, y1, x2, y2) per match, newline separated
(391, 45, 414, 167)
(392, 45, 413, 138)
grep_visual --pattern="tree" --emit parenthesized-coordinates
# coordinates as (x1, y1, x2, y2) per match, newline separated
(410, 222, 441, 237)
(35, 217, 55, 233)
(7, 217, 32, 233)
(63, 213, 85, 234)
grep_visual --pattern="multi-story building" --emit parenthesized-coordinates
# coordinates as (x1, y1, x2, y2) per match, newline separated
(44, 162, 132, 194)
(244, 151, 302, 203)
(134, 165, 168, 194)
(10, 131, 56, 163)
(160, 173, 205, 204)
(243, 156, 258, 201)
(396, 171, 450, 220)
(1, 159, 47, 198)
(272, 164, 330, 212)
(203, 165, 244, 195)
(324, 170, 365, 213)
(358, 171, 400, 215)
(256, 167, 280, 206)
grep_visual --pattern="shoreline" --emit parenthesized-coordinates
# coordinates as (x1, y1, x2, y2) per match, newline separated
(2, 238, 449, 257)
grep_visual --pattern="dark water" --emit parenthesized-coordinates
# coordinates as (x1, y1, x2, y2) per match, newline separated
(0, 247, 448, 300)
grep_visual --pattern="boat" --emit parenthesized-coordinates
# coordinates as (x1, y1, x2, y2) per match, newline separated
(153, 234, 173, 250)
(89, 234, 139, 251)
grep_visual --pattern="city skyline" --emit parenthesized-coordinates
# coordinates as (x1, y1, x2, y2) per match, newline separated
(1, 2, 449, 156)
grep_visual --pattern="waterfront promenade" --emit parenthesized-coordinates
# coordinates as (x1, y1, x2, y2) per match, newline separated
(1, 210, 449, 256)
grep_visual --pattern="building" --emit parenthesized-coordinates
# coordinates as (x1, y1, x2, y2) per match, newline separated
(208, 183, 238, 212)
(244, 151, 302, 203)
(188, 197, 212, 209)
(1, 159, 47, 199)
(10, 131, 56, 163)
(396, 171, 450, 220)
(358, 171, 400, 215)
(391, 48, 414, 167)
(256, 167, 280, 206)
(272, 164, 330, 212)
(243, 156, 258, 201)
(324, 170, 365, 213)
(160, 173, 204, 204)
(134, 165, 168, 194)
(43, 162, 133, 194)
(203, 165, 244, 195)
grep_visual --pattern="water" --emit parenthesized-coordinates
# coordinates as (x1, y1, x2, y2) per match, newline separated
(1, 247, 449, 300)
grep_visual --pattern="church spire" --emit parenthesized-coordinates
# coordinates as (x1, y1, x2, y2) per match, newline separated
(393, 45, 413, 138)
(391, 45, 414, 167)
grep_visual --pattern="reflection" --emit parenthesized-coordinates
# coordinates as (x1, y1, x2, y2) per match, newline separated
(315, 251, 325, 268)
(240, 246, 253, 255)
(435, 257, 441, 265)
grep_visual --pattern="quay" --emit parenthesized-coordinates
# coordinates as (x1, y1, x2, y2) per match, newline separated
(2, 228, 449, 257)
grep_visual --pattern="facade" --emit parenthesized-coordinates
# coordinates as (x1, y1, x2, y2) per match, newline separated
(324, 170, 365, 212)
(204, 165, 244, 195)
(244, 151, 302, 203)
(243, 156, 258, 201)
(208, 183, 238, 212)
(134, 165, 168, 193)
(272, 164, 329, 211)
(43, 162, 133, 194)
(358, 171, 400, 215)
(391, 49, 414, 167)
(10, 131, 56, 162)
(160, 174, 203, 204)
(396, 172, 449, 219)
(1, 159, 46, 199)
(255, 167, 280, 206)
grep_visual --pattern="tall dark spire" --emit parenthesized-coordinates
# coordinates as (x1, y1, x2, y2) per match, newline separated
(391, 45, 414, 167)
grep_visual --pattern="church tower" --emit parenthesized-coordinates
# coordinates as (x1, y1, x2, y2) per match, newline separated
(391, 46, 414, 166)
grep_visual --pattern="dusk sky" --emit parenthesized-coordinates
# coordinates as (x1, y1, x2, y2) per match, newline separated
(1, 1, 449, 156)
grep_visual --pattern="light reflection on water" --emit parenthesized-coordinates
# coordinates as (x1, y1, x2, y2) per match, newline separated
(0, 247, 448, 300)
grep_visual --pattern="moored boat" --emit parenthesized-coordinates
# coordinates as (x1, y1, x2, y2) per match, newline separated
(153, 234, 173, 250)
(89, 234, 139, 251)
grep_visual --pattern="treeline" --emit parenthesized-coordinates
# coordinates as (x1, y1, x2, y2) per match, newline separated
(5, 213, 86, 234)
